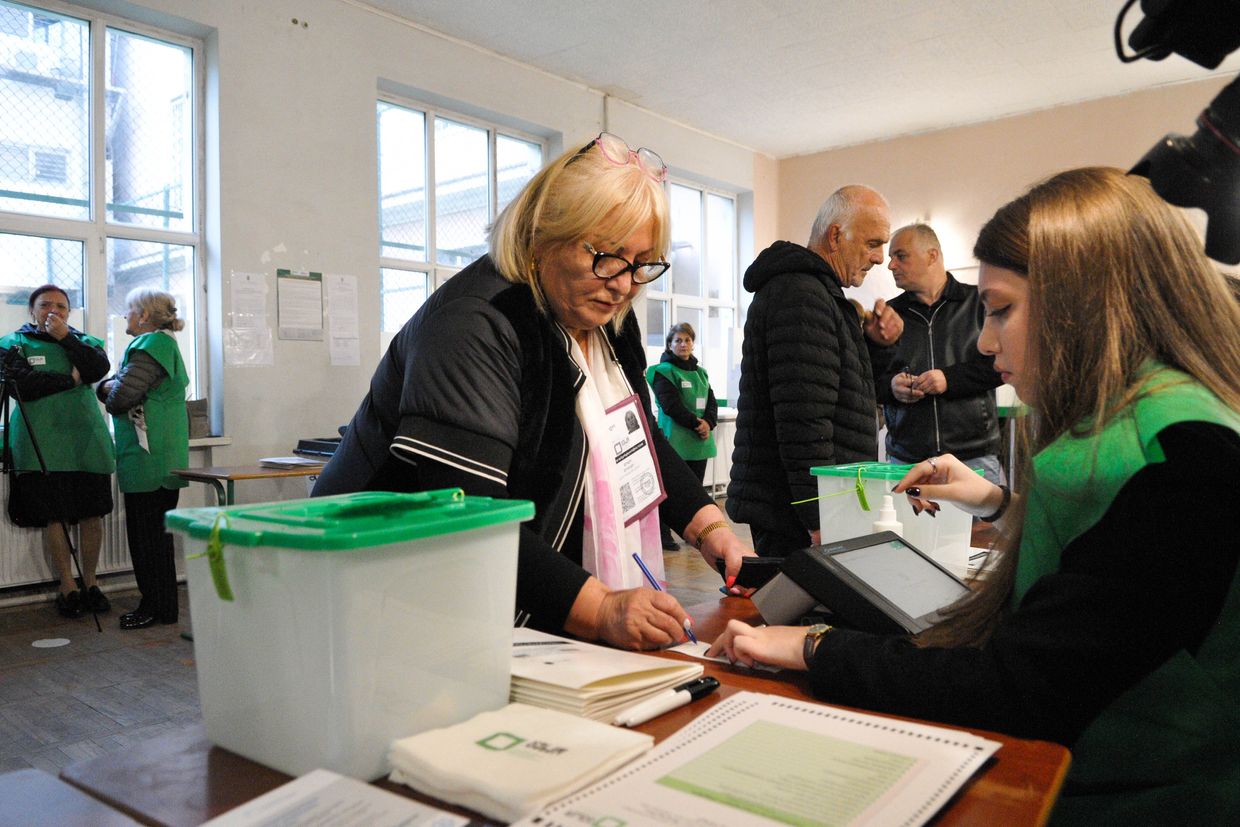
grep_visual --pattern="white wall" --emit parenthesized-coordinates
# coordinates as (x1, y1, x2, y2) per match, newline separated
(775, 74, 1236, 310)
(72, 0, 762, 501)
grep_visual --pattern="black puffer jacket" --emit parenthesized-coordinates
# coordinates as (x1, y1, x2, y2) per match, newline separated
(727, 241, 879, 534)
(874, 274, 1002, 462)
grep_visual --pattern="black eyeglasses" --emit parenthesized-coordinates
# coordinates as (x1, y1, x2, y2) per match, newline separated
(583, 242, 670, 284)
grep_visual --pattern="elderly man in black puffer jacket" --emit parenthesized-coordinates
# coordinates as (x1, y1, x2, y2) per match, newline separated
(727, 185, 899, 556)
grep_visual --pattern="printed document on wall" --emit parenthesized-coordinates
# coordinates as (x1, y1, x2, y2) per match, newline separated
(226, 271, 274, 366)
(326, 273, 360, 365)
(277, 269, 324, 341)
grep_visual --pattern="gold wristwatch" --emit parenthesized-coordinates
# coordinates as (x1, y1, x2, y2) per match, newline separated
(802, 623, 833, 664)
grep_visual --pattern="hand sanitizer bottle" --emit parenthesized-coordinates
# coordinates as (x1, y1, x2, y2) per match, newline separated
(872, 494, 904, 537)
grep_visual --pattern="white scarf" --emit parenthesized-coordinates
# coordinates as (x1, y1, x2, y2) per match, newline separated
(566, 329, 665, 590)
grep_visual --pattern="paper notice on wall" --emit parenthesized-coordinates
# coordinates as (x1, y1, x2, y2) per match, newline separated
(227, 271, 274, 366)
(325, 274, 360, 366)
(277, 269, 324, 341)
(329, 336, 360, 366)
(325, 274, 359, 338)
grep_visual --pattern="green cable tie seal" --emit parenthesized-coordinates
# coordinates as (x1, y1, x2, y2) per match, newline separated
(854, 466, 870, 511)
(187, 512, 235, 602)
(792, 465, 892, 510)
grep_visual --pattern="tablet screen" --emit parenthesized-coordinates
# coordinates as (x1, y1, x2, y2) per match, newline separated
(832, 539, 969, 619)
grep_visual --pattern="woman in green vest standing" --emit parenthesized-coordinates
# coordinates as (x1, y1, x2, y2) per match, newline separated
(0, 285, 115, 618)
(646, 323, 717, 550)
(97, 288, 189, 630)
(708, 168, 1240, 824)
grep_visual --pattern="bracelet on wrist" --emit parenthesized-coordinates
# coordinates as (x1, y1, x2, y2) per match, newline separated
(694, 520, 730, 550)
(979, 484, 1012, 523)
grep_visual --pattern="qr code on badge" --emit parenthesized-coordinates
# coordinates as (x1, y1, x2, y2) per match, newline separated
(620, 483, 635, 511)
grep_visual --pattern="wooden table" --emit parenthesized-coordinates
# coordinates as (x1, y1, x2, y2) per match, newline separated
(172, 464, 324, 506)
(60, 598, 1069, 826)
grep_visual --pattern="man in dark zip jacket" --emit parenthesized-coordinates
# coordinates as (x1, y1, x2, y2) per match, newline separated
(877, 224, 1003, 481)
(727, 185, 899, 555)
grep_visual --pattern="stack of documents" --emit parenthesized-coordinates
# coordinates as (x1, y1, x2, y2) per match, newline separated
(388, 702, 652, 823)
(510, 628, 703, 722)
(517, 691, 1002, 827)
(258, 456, 324, 468)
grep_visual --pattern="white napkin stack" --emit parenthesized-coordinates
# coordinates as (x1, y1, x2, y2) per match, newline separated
(388, 702, 652, 823)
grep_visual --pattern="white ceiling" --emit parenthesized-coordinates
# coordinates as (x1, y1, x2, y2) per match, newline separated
(361, 0, 1240, 158)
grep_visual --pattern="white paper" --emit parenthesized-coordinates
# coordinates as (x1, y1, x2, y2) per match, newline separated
(230, 271, 268, 330)
(277, 269, 324, 340)
(518, 691, 1001, 827)
(227, 271, 275, 366)
(668, 640, 781, 672)
(202, 768, 467, 827)
(330, 336, 361, 366)
(326, 273, 360, 338)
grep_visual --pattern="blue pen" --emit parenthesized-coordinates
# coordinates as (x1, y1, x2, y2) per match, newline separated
(632, 552, 698, 644)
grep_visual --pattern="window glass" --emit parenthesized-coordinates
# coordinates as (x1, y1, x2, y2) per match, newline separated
(104, 28, 193, 231)
(0, 1, 89, 220)
(380, 267, 428, 333)
(0, 231, 84, 332)
(434, 117, 488, 267)
(675, 306, 704, 352)
(1, 2, 203, 407)
(496, 134, 541, 216)
(645, 297, 668, 348)
(669, 183, 702, 297)
(106, 237, 197, 396)
(377, 102, 427, 262)
(705, 193, 735, 301)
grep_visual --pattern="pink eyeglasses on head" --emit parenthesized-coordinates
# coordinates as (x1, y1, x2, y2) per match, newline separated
(572, 132, 668, 182)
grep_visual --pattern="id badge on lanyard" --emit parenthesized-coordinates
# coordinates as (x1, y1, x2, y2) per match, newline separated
(603, 393, 667, 525)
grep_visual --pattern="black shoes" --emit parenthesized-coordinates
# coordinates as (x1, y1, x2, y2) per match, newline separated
(55, 590, 84, 619)
(119, 609, 178, 630)
(83, 585, 110, 614)
(119, 611, 156, 630)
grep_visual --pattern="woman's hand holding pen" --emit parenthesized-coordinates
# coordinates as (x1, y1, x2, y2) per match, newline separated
(707, 620, 809, 670)
(893, 453, 1005, 519)
(596, 587, 692, 650)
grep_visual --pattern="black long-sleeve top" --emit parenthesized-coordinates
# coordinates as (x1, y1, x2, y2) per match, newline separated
(5, 324, 110, 402)
(650, 350, 718, 430)
(96, 350, 167, 414)
(806, 421, 1240, 746)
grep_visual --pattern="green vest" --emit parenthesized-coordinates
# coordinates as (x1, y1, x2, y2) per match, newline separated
(646, 361, 717, 461)
(0, 330, 114, 474)
(1017, 366, 1240, 825)
(112, 332, 189, 493)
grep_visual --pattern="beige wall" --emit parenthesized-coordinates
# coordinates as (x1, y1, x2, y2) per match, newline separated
(776, 75, 1235, 306)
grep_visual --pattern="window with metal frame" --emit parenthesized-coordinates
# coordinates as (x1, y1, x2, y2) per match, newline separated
(376, 98, 543, 346)
(645, 180, 738, 403)
(0, 0, 203, 397)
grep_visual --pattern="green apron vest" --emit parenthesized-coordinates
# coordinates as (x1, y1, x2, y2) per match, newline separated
(1015, 366, 1240, 825)
(0, 331, 114, 474)
(646, 361, 717, 461)
(112, 331, 189, 493)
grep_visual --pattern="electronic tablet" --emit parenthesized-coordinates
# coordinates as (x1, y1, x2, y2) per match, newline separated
(780, 532, 971, 635)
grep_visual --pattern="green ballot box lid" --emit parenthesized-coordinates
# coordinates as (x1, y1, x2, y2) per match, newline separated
(166, 488, 534, 551)
(810, 462, 915, 481)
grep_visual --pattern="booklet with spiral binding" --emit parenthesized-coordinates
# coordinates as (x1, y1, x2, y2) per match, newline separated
(515, 691, 1000, 827)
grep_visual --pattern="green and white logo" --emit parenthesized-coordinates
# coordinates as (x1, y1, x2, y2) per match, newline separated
(476, 732, 524, 751)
